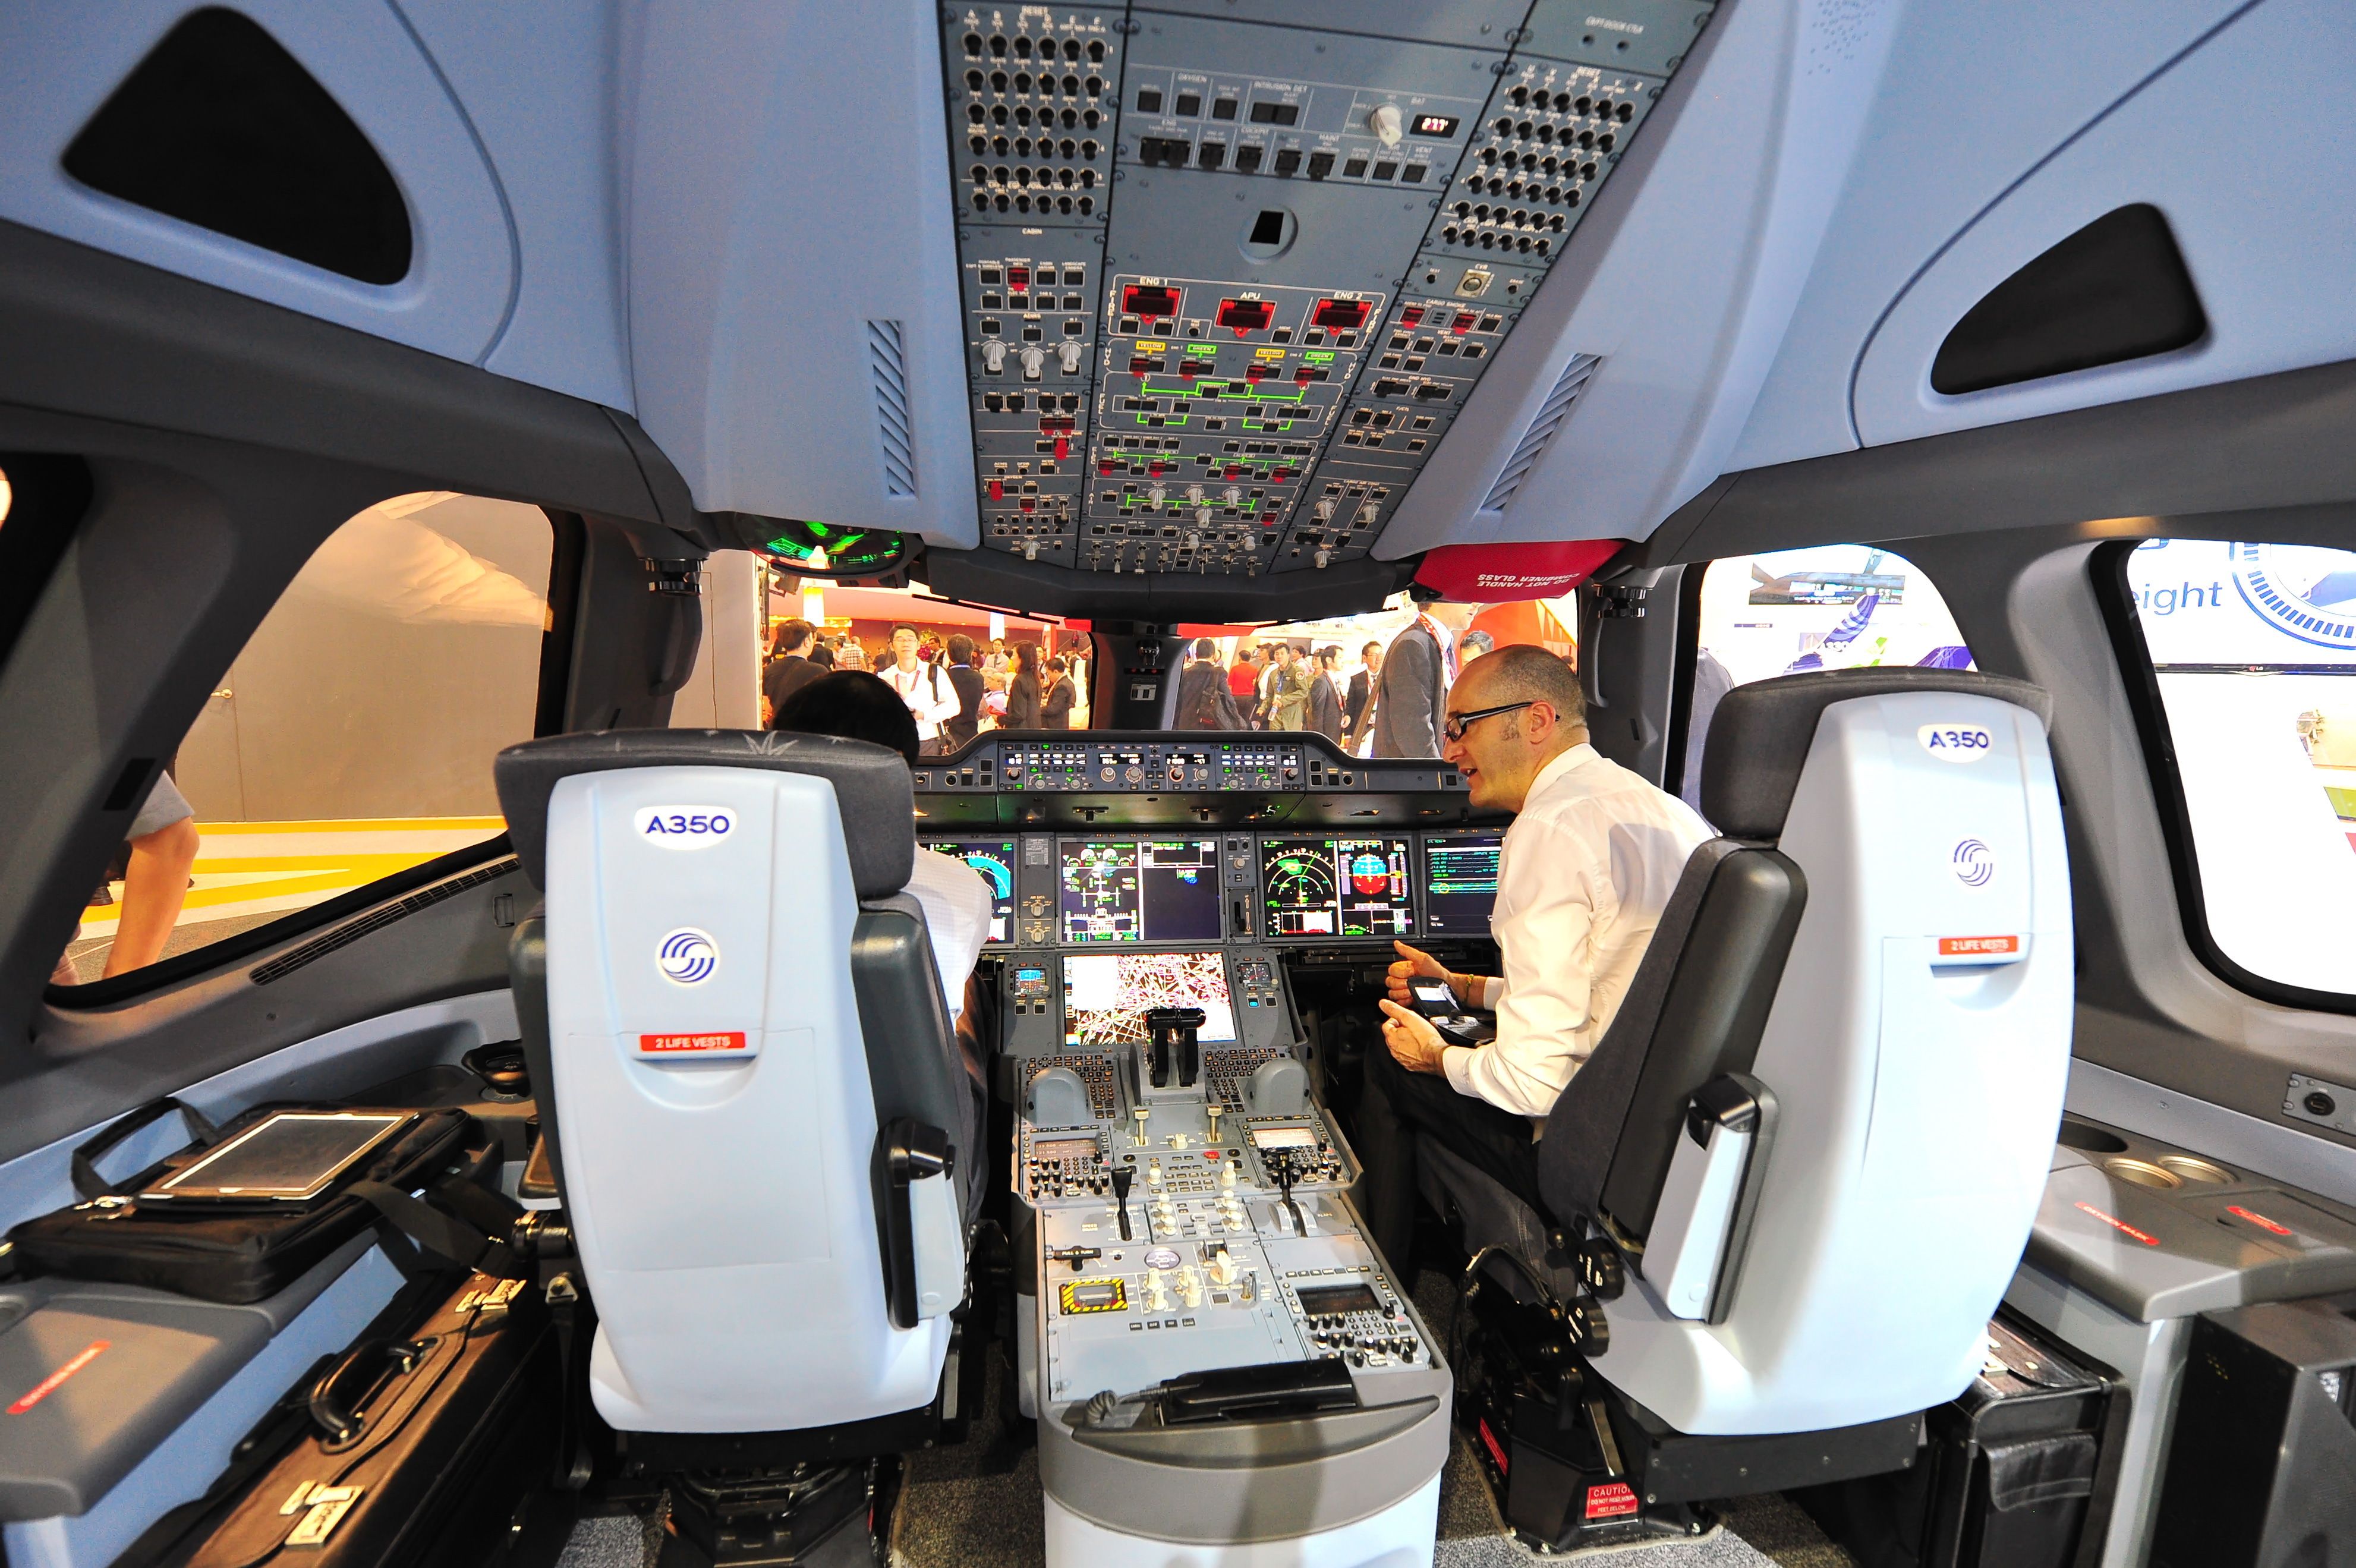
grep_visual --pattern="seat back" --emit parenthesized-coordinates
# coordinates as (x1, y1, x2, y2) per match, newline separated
(1546, 669, 2069, 1436)
(494, 731, 966, 1436)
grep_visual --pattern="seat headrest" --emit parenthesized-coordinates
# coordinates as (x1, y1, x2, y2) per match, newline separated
(493, 730, 916, 897)
(1699, 669, 2053, 840)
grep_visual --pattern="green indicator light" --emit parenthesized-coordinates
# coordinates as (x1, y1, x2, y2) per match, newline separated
(1304, 351, 1337, 363)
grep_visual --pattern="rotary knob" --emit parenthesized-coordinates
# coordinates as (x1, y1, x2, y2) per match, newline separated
(1019, 344, 1045, 379)
(1057, 339, 1085, 374)
(1186, 484, 1205, 503)
(1368, 103, 1404, 146)
(1148, 483, 1168, 505)
(981, 339, 1007, 373)
(1357, 500, 1380, 527)
(1314, 498, 1337, 522)
(1221, 486, 1242, 506)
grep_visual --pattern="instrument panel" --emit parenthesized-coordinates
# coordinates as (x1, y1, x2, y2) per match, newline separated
(925, 826, 1504, 948)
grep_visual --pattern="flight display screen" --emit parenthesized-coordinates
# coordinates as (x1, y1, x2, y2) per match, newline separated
(1259, 837, 1415, 939)
(925, 839, 1017, 943)
(1059, 838, 1222, 943)
(1423, 830, 1504, 934)
(1063, 951, 1236, 1047)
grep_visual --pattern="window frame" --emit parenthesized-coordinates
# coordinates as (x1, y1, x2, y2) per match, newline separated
(2090, 537, 2356, 1016)
(40, 496, 571, 1007)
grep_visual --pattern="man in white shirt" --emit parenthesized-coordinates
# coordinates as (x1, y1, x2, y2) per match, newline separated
(880, 623, 962, 755)
(1354, 646, 1713, 1266)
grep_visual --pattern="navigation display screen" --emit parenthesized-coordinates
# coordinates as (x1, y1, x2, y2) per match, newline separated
(1423, 830, 1504, 934)
(925, 839, 1016, 943)
(1259, 837, 1415, 939)
(1063, 951, 1236, 1047)
(1059, 838, 1222, 943)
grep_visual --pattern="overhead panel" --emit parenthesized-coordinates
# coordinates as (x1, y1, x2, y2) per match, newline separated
(936, 0, 1715, 586)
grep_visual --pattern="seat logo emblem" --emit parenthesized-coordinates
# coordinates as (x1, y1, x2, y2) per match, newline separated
(1952, 839, 1994, 889)
(634, 805, 734, 848)
(1918, 723, 1992, 760)
(657, 927, 719, 985)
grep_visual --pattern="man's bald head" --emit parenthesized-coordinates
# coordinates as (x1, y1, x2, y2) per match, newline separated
(1454, 644, 1585, 733)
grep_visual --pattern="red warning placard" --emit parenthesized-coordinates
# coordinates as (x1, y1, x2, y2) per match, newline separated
(2074, 1201, 2159, 1246)
(1938, 935, 2020, 956)
(1585, 1481, 1640, 1519)
(8, 1340, 110, 1415)
(638, 1031, 747, 1054)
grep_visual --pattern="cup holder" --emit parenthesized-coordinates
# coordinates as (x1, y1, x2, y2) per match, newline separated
(2157, 1154, 2232, 1185)
(2106, 1158, 2180, 1189)
(2056, 1120, 2128, 1155)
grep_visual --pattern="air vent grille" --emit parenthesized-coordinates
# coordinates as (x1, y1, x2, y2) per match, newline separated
(867, 319, 917, 498)
(1481, 354, 1602, 515)
(250, 857, 518, 985)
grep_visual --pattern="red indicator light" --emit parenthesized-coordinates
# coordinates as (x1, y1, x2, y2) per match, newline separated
(1245, 364, 1268, 382)
(1149, 461, 1168, 476)
(1217, 298, 1276, 335)
(1451, 312, 1476, 335)
(1098, 459, 1117, 475)
(1020, 498, 1037, 513)
(1224, 464, 1243, 478)
(1312, 298, 1371, 330)
(2228, 1204, 2297, 1236)
(1128, 357, 1153, 375)
(1400, 306, 1426, 328)
(2074, 1201, 2159, 1246)
(1294, 368, 1313, 385)
(1271, 467, 1293, 481)
(1181, 363, 1199, 379)
(1122, 284, 1180, 319)
(1007, 266, 1030, 289)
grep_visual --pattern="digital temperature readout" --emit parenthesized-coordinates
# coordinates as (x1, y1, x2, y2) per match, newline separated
(1413, 114, 1461, 138)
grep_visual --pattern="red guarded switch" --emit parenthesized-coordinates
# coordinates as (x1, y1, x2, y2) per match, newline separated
(988, 478, 1004, 501)
(1054, 434, 1070, 461)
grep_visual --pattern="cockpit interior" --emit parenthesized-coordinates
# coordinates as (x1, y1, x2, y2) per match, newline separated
(4, 2, 2356, 1566)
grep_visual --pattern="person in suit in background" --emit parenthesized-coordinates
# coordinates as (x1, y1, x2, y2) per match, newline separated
(1342, 640, 1381, 747)
(1374, 600, 1475, 758)
(761, 617, 824, 729)
(1309, 646, 1346, 741)
(943, 632, 986, 749)
(1041, 656, 1076, 728)
(1005, 641, 1044, 728)
(1177, 638, 1246, 729)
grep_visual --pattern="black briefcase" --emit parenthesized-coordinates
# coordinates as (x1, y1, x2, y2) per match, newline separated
(5, 1099, 473, 1305)
(155, 1264, 563, 1567)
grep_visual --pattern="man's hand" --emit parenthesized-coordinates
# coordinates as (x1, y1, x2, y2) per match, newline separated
(1388, 940, 1475, 1007)
(1378, 1000, 1449, 1074)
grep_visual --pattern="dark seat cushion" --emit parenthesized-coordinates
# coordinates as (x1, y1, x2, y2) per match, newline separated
(494, 729, 915, 898)
(1699, 669, 2052, 839)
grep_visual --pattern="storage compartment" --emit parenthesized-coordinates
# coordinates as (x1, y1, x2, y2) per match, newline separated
(1795, 1311, 2122, 1568)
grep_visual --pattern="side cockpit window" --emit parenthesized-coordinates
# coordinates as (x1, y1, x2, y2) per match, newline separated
(2108, 539, 2356, 1003)
(49, 493, 552, 992)
(1678, 546, 1975, 812)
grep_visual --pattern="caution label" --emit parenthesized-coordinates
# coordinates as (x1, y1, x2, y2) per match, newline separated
(8, 1340, 110, 1415)
(1585, 1481, 1640, 1520)
(638, 1031, 748, 1054)
(1938, 934, 2020, 957)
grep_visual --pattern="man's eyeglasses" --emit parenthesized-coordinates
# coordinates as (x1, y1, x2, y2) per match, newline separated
(1441, 700, 1535, 742)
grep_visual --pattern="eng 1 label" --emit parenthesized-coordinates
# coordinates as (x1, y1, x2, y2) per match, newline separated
(632, 805, 735, 847)
(1919, 723, 1993, 761)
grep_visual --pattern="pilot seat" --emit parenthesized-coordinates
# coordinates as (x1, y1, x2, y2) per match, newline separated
(1420, 669, 2073, 1550)
(494, 729, 978, 1566)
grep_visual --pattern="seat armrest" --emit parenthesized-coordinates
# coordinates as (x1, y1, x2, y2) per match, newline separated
(873, 1120, 965, 1329)
(1639, 1073, 1777, 1324)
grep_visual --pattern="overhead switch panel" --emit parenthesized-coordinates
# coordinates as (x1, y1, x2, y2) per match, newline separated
(940, 0, 1716, 580)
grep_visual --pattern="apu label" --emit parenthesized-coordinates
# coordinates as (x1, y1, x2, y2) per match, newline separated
(1919, 723, 1993, 760)
(632, 805, 735, 847)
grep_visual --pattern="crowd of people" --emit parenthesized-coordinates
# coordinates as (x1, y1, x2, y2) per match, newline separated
(1175, 602, 1536, 758)
(761, 619, 1088, 752)
(763, 602, 1559, 762)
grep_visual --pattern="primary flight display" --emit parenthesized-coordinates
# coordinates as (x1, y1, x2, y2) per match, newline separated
(1259, 836, 1415, 939)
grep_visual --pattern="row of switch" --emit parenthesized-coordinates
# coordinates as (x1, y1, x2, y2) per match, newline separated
(1135, 138, 1431, 184)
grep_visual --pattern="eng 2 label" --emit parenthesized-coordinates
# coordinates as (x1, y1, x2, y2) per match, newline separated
(1918, 723, 1993, 761)
(633, 805, 735, 847)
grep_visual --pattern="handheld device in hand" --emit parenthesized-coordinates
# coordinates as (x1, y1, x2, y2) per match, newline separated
(1405, 977, 1496, 1047)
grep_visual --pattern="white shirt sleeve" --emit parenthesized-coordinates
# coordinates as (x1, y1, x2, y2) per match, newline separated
(1444, 814, 1608, 1119)
(902, 848, 994, 1021)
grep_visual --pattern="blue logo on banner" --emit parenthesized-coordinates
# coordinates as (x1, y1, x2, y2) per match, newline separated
(2231, 543, 2356, 651)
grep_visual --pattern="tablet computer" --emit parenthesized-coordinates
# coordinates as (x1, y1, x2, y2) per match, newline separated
(140, 1110, 415, 1204)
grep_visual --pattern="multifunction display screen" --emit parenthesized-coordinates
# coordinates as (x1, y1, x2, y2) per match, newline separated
(925, 838, 1017, 943)
(1059, 838, 1222, 943)
(1258, 837, 1415, 939)
(1062, 951, 1237, 1047)
(1422, 830, 1504, 934)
